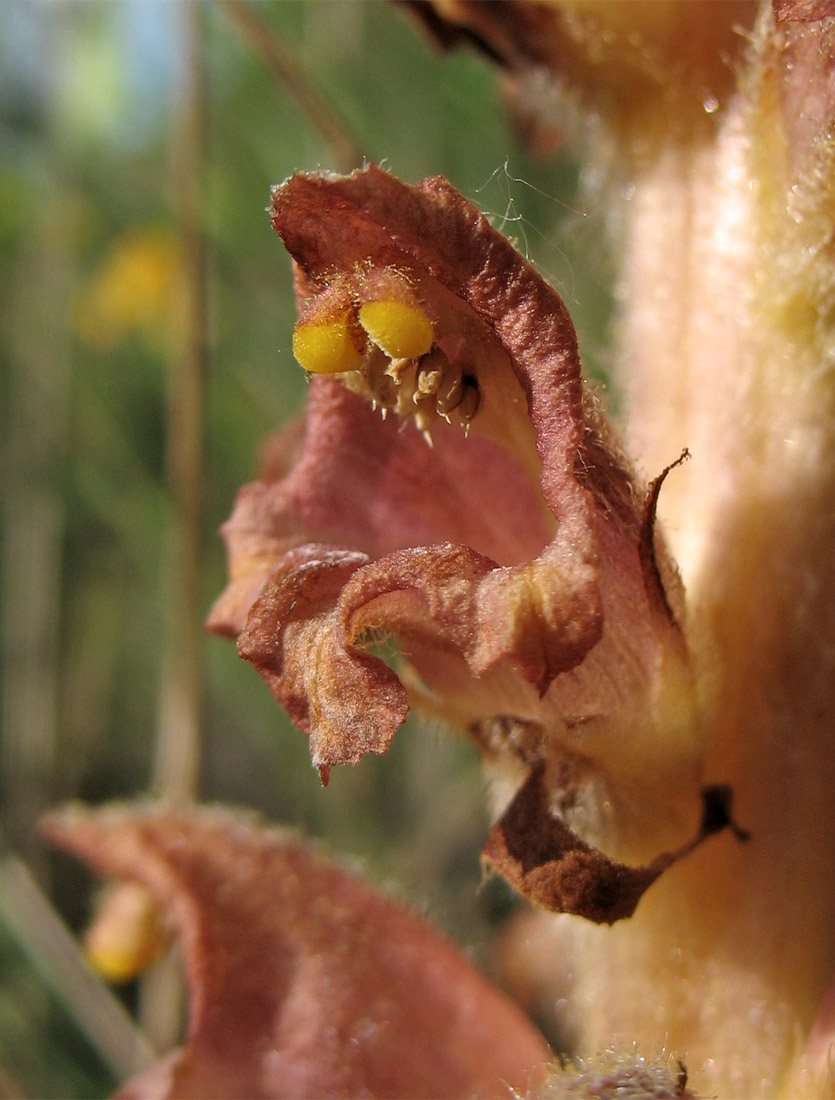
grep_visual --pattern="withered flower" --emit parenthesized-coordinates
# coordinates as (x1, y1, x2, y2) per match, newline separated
(207, 164, 723, 924)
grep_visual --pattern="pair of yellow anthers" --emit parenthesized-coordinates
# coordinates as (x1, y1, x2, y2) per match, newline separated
(292, 273, 435, 375)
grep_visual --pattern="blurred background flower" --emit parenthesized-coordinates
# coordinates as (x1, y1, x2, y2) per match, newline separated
(74, 229, 180, 352)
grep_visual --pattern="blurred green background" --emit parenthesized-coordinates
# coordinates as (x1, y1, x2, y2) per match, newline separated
(0, 2, 612, 1095)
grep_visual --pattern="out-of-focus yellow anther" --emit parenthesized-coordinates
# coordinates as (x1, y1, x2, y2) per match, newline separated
(84, 882, 170, 984)
(292, 310, 365, 374)
(358, 298, 434, 360)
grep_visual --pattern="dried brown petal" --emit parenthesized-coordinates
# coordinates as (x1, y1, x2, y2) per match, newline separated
(482, 766, 746, 924)
(42, 804, 550, 1099)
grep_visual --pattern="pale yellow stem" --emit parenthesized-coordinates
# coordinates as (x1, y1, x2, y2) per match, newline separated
(564, 13, 835, 1098)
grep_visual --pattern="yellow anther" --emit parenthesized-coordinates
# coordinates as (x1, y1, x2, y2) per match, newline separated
(85, 882, 170, 984)
(358, 298, 434, 360)
(292, 310, 365, 374)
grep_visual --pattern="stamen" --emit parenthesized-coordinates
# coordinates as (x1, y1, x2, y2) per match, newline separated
(366, 347, 398, 411)
(457, 379, 481, 433)
(435, 358, 464, 417)
(385, 356, 416, 385)
(84, 882, 170, 983)
(416, 364, 443, 396)
(413, 389, 437, 432)
(293, 273, 482, 439)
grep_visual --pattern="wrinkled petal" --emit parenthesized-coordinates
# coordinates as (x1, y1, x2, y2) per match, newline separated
(208, 377, 552, 640)
(236, 544, 409, 776)
(42, 804, 550, 1100)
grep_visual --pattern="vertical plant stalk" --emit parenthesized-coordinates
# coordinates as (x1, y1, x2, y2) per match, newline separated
(145, 0, 209, 1054)
(497, 12, 835, 1096)
(153, 0, 208, 806)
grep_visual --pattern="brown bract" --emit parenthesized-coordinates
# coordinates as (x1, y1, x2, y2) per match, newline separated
(208, 165, 700, 916)
(41, 804, 550, 1099)
(483, 766, 746, 924)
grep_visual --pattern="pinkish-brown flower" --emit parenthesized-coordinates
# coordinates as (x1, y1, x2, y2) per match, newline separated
(42, 803, 550, 1100)
(208, 166, 724, 921)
